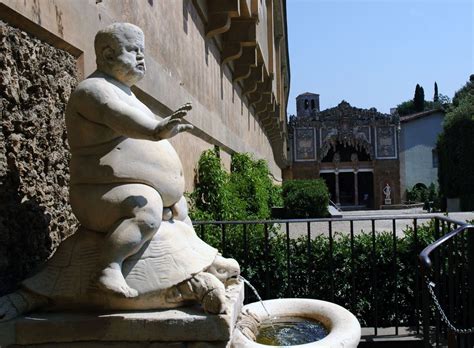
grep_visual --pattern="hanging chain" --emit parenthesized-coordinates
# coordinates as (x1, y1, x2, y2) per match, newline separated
(425, 276, 474, 334)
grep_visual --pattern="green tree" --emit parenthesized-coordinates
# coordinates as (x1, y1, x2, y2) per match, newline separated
(433, 82, 439, 102)
(414, 84, 425, 112)
(396, 99, 416, 116)
(437, 75, 474, 210)
(189, 150, 282, 221)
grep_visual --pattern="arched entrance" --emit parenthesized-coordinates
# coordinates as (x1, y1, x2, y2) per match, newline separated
(319, 142, 374, 209)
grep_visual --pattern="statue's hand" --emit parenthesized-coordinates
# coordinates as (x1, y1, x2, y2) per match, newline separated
(174, 102, 192, 114)
(154, 103, 193, 140)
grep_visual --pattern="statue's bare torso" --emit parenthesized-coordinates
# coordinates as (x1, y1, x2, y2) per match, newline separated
(66, 74, 184, 207)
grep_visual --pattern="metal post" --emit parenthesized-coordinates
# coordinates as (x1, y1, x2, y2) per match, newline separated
(421, 262, 431, 348)
(354, 171, 359, 206)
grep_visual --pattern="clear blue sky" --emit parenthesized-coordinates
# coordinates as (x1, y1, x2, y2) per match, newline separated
(286, 0, 474, 115)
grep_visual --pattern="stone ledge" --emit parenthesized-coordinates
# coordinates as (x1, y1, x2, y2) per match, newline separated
(0, 282, 244, 348)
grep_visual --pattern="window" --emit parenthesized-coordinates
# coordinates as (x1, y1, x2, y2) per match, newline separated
(432, 149, 438, 168)
(304, 99, 309, 109)
(311, 99, 315, 109)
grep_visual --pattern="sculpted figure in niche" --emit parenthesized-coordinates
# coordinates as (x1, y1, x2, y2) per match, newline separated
(383, 183, 391, 200)
(0, 23, 239, 321)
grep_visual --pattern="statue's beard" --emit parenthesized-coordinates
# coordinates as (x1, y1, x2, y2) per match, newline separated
(105, 61, 145, 87)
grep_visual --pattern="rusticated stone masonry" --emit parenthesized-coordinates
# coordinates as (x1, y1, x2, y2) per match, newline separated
(0, 21, 78, 294)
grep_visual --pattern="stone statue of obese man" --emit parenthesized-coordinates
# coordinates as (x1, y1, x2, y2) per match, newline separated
(66, 22, 193, 298)
(0, 23, 240, 322)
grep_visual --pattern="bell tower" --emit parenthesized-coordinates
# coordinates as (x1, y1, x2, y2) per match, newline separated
(296, 92, 320, 117)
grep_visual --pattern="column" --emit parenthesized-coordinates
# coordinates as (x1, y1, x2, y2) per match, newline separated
(354, 171, 359, 206)
(335, 171, 340, 205)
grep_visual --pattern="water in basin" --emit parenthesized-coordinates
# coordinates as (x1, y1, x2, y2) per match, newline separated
(256, 316, 328, 346)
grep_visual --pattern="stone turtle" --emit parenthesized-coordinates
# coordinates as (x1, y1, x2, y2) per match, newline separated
(0, 220, 240, 321)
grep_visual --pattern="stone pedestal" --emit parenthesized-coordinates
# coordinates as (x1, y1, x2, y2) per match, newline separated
(0, 282, 244, 348)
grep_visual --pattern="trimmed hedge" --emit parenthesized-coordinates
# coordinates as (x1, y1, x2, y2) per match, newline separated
(198, 220, 436, 327)
(282, 179, 329, 218)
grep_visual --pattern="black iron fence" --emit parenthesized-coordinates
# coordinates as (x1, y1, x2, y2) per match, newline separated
(420, 218, 474, 347)
(193, 214, 473, 345)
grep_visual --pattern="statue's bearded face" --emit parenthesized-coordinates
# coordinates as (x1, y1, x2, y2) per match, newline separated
(107, 31, 146, 86)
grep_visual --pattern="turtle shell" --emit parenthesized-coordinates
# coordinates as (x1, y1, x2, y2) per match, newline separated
(22, 220, 217, 299)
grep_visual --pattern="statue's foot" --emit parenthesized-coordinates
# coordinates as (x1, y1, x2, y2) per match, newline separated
(0, 295, 19, 322)
(0, 290, 47, 322)
(0, 291, 31, 322)
(96, 267, 138, 298)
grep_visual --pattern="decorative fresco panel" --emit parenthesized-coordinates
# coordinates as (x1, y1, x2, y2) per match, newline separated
(294, 128, 316, 161)
(320, 127, 338, 146)
(376, 126, 397, 159)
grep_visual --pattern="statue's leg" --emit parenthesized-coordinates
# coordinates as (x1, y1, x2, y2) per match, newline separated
(70, 183, 163, 298)
(170, 196, 192, 227)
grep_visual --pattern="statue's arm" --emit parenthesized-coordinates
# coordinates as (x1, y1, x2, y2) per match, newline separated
(73, 84, 192, 140)
(98, 98, 160, 140)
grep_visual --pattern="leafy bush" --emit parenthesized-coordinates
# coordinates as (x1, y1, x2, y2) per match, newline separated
(189, 149, 281, 221)
(282, 179, 329, 218)
(189, 148, 238, 221)
(405, 183, 442, 211)
(229, 153, 282, 220)
(197, 219, 437, 327)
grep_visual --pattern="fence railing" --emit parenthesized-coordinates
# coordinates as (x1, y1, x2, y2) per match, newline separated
(193, 214, 472, 344)
(419, 218, 474, 348)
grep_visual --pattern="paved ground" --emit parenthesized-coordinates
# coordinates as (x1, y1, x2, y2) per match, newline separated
(277, 208, 474, 239)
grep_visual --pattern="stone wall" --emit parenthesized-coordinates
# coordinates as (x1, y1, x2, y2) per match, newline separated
(0, 0, 289, 183)
(0, 21, 78, 294)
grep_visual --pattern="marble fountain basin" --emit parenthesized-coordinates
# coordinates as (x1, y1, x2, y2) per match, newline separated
(232, 298, 361, 348)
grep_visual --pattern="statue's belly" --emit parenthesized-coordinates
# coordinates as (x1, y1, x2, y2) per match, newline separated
(70, 139, 185, 207)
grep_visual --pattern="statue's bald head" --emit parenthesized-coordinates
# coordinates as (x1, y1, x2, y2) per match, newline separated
(94, 23, 143, 64)
(94, 23, 146, 86)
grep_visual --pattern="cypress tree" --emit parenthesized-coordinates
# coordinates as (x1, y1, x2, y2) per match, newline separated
(414, 84, 425, 112)
(434, 82, 439, 102)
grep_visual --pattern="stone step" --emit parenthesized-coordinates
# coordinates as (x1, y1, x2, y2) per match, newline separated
(359, 327, 424, 348)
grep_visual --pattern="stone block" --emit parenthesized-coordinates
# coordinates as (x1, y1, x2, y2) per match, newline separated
(0, 282, 244, 348)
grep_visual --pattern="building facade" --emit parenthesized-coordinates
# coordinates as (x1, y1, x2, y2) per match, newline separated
(399, 109, 445, 199)
(0, 0, 290, 190)
(286, 93, 401, 209)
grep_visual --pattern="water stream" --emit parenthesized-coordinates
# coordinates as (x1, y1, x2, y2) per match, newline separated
(238, 277, 329, 346)
(239, 276, 272, 318)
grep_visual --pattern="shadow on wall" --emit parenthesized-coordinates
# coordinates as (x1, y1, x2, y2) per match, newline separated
(0, 168, 51, 295)
(0, 20, 79, 295)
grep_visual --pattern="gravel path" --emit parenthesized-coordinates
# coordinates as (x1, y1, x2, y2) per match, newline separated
(277, 208, 474, 239)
